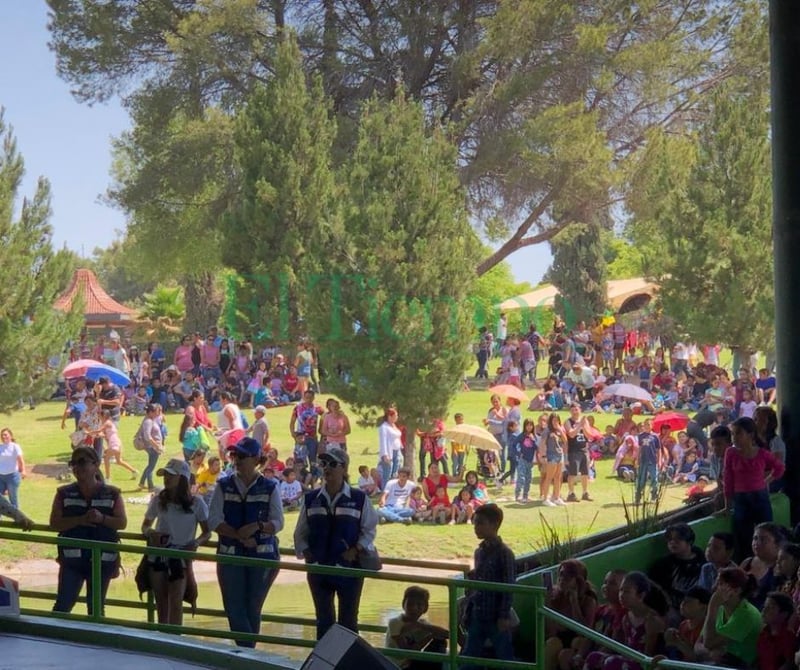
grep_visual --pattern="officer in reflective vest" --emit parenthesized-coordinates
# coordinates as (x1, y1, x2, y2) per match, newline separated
(49, 446, 127, 615)
(294, 446, 378, 639)
(209, 437, 284, 648)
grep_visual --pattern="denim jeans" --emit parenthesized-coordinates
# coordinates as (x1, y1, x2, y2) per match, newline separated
(515, 460, 533, 500)
(377, 505, 415, 523)
(378, 457, 392, 491)
(53, 560, 116, 615)
(476, 350, 489, 378)
(452, 452, 466, 477)
(139, 448, 160, 490)
(460, 616, 514, 669)
(733, 489, 773, 561)
(307, 573, 364, 640)
(305, 437, 320, 464)
(0, 471, 21, 508)
(391, 450, 401, 478)
(635, 461, 659, 502)
(217, 562, 276, 647)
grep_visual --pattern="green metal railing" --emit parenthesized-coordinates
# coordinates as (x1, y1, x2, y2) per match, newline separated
(0, 522, 725, 670)
(0, 523, 536, 669)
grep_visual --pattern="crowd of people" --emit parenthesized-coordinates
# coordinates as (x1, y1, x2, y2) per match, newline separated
(543, 522, 800, 670)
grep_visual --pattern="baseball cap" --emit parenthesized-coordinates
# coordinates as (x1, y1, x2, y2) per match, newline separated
(156, 458, 191, 481)
(228, 437, 262, 458)
(319, 446, 349, 468)
(254, 405, 267, 414)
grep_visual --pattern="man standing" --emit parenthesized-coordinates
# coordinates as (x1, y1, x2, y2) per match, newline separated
(564, 404, 592, 502)
(377, 468, 416, 524)
(96, 376, 123, 424)
(635, 419, 662, 504)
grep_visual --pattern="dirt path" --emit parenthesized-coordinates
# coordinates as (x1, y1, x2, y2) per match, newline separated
(0, 555, 471, 588)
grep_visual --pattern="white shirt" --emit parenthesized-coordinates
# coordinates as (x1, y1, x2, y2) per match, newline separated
(382, 479, 414, 507)
(378, 422, 403, 458)
(280, 479, 303, 501)
(218, 403, 244, 431)
(0, 442, 22, 475)
(144, 495, 209, 547)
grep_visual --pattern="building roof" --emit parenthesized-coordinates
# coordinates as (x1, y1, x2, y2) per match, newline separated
(497, 277, 658, 313)
(54, 268, 138, 321)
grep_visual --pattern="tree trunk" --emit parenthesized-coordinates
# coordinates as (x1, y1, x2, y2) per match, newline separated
(183, 272, 223, 333)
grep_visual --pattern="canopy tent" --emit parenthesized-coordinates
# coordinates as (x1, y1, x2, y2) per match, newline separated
(54, 268, 138, 329)
(497, 277, 658, 315)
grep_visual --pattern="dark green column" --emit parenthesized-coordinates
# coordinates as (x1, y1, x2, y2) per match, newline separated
(770, 1, 800, 524)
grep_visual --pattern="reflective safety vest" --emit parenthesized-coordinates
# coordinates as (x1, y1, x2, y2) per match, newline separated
(56, 483, 120, 565)
(217, 475, 279, 559)
(304, 487, 365, 567)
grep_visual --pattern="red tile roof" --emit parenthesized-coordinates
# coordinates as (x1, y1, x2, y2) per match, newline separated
(54, 268, 138, 317)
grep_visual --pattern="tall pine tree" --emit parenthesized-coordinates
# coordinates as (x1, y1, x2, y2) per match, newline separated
(0, 112, 82, 409)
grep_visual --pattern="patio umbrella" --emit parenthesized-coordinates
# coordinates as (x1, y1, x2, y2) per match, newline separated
(652, 411, 690, 432)
(62, 359, 130, 387)
(602, 383, 653, 402)
(488, 384, 529, 403)
(442, 425, 500, 452)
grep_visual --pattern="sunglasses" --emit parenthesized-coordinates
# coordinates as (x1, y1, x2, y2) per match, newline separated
(69, 458, 95, 467)
(319, 458, 342, 468)
(232, 452, 256, 460)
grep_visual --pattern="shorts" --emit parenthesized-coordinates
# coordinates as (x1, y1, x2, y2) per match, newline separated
(567, 449, 590, 476)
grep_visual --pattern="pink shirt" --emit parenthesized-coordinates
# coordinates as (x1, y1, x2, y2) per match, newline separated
(723, 446, 785, 495)
(173, 345, 194, 372)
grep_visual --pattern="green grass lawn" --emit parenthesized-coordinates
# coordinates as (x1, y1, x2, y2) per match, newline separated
(1, 392, 690, 565)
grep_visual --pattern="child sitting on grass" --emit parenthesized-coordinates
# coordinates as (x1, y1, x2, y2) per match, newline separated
(449, 488, 475, 525)
(428, 485, 451, 525)
(356, 464, 378, 495)
(385, 586, 448, 670)
(280, 469, 303, 510)
(409, 486, 432, 522)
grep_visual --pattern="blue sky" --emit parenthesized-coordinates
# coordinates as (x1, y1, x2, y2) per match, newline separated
(0, 1, 550, 288)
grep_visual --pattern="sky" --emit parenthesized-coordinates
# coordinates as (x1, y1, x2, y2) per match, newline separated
(0, 1, 551, 289)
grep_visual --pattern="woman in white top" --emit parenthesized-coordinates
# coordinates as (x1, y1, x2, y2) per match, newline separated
(142, 458, 210, 626)
(0, 427, 26, 508)
(378, 407, 403, 491)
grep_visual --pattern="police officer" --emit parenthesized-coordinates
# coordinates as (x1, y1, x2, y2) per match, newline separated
(50, 446, 127, 614)
(294, 446, 378, 640)
(208, 437, 283, 647)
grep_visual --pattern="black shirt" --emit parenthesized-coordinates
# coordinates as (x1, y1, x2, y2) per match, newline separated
(565, 418, 588, 453)
(648, 546, 705, 611)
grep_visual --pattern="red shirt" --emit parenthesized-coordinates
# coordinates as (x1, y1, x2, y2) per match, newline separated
(429, 492, 451, 507)
(757, 626, 796, 670)
(423, 474, 449, 499)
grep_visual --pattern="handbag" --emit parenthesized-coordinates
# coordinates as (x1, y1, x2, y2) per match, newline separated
(356, 547, 383, 571)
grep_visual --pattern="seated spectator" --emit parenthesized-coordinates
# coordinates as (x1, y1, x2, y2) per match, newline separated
(672, 451, 701, 484)
(584, 571, 668, 670)
(702, 567, 762, 668)
(409, 486, 432, 522)
(774, 543, 800, 597)
(279, 469, 303, 510)
(648, 523, 705, 622)
(741, 522, 784, 610)
(544, 559, 598, 670)
(428, 485, 451, 525)
(663, 586, 710, 662)
(357, 465, 377, 496)
(755, 368, 777, 406)
(385, 586, 448, 670)
(377, 468, 415, 524)
(463, 470, 491, 507)
(448, 487, 475, 525)
(612, 435, 638, 482)
(698, 532, 737, 591)
(758, 592, 795, 670)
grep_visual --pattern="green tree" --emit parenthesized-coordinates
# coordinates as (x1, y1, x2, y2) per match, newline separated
(0, 112, 82, 410)
(311, 95, 481, 471)
(140, 284, 185, 321)
(221, 35, 337, 344)
(548, 216, 608, 327)
(602, 231, 645, 280)
(627, 79, 771, 352)
(88, 237, 156, 304)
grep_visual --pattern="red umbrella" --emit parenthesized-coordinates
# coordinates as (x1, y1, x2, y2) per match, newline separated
(488, 384, 529, 403)
(652, 411, 690, 432)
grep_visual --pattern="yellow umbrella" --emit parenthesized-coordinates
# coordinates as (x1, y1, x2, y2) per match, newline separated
(488, 384, 529, 403)
(442, 424, 500, 452)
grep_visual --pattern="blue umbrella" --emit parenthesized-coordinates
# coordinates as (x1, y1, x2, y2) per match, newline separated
(62, 359, 131, 387)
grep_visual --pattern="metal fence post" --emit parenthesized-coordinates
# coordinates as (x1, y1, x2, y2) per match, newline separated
(90, 545, 102, 621)
(448, 583, 459, 670)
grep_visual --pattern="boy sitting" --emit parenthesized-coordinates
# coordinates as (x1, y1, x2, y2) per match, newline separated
(697, 532, 737, 591)
(648, 523, 705, 623)
(357, 464, 378, 496)
(664, 586, 710, 661)
(385, 586, 448, 670)
(758, 592, 796, 670)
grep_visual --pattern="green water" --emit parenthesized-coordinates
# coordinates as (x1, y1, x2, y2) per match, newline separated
(29, 572, 453, 662)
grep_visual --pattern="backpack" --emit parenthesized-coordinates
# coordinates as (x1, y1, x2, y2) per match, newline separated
(133, 424, 147, 451)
